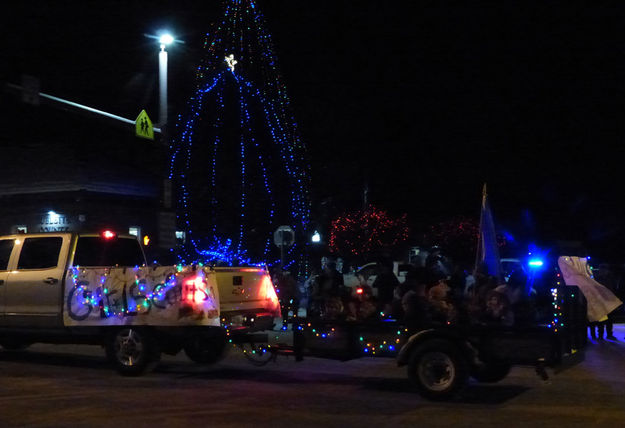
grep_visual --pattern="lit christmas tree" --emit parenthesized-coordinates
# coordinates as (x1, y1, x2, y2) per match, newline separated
(168, 0, 311, 271)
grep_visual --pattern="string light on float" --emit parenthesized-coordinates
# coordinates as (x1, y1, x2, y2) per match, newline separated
(360, 328, 406, 355)
(293, 323, 407, 356)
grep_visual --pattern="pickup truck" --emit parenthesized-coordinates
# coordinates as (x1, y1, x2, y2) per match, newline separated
(0, 231, 281, 375)
(342, 261, 411, 298)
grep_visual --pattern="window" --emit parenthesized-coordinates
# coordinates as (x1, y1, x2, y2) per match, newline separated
(17, 237, 62, 270)
(73, 237, 145, 267)
(0, 239, 15, 270)
(176, 230, 186, 244)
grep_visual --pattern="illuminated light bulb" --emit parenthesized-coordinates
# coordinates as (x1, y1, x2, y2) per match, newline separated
(225, 54, 238, 72)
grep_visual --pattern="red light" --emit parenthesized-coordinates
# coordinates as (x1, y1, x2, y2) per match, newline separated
(183, 276, 208, 304)
(261, 275, 281, 317)
(101, 230, 116, 240)
(356, 287, 364, 295)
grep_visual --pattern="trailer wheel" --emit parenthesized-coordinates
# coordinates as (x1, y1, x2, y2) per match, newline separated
(184, 335, 227, 365)
(407, 339, 468, 400)
(239, 343, 275, 366)
(471, 361, 511, 383)
(106, 328, 160, 376)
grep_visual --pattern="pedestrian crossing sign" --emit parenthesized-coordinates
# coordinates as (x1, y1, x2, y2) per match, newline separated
(135, 110, 154, 140)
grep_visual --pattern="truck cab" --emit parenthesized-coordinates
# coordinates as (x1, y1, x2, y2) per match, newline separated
(0, 232, 146, 328)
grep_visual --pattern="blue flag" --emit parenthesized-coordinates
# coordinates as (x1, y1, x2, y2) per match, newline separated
(475, 184, 501, 279)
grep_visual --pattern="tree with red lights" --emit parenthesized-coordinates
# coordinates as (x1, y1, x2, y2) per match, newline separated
(422, 216, 506, 264)
(328, 205, 410, 259)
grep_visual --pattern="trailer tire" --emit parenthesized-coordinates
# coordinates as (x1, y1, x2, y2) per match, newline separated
(184, 335, 227, 365)
(106, 328, 161, 376)
(407, 338, 468, 401)
(471, 361, 511, 383)
(240, 342, 275, 366)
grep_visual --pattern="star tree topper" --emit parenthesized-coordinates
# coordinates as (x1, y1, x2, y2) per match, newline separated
(225, 54, 238, 72)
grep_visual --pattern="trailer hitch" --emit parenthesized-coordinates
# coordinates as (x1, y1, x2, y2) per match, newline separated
(535, 358, 549, 381)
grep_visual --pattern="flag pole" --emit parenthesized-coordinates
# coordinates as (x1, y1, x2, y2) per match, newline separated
(473, 183, 487, 278)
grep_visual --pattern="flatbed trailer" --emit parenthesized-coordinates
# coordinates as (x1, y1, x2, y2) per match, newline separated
(231, 285, 587, 400)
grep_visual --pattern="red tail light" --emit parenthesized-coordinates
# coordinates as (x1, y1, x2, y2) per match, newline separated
(356, 287, 364, 295)
(261, 274, 281, 317)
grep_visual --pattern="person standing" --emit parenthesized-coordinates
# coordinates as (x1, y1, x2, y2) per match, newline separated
(372, 260, 400, 316)
(275, 269, 298, 327)
(594, 264, 618, 340)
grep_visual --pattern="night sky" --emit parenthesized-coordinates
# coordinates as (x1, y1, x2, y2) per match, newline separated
(3, 1, 625, 260)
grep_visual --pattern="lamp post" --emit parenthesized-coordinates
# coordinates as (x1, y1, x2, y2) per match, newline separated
(158, 33, 174, 127)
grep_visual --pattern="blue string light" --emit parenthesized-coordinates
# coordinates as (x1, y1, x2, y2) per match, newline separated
(168, 0, 311, 272)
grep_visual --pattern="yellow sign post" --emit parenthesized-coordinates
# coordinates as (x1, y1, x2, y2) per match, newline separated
(135, 110, 154, 140)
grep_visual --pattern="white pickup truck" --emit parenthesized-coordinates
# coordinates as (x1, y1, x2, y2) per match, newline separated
(0, 231, 280, 375)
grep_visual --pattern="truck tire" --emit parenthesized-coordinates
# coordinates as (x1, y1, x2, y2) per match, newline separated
(183, 334, 228, 365)
(471, 361, 511, 383)
(407, 338, 468, 401)
(106, 328, 161, 376)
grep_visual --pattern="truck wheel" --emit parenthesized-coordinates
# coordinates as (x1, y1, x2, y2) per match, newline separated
(471, 361, 511, 383)
(407, 339, 468, 401)
(106, 328, 161, 376)
(184, 335, 228, 365)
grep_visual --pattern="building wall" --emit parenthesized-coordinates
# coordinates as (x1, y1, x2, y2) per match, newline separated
(0, 91, 176, 263)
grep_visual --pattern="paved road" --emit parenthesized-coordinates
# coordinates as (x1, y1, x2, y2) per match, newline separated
(1, 326, 625, 428)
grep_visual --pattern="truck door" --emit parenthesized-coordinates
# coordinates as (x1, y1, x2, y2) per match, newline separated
(4, 235, 70, 327)
(0, 238, 17, 325)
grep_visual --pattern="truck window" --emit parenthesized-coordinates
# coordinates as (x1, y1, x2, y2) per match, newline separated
(17, 237, 63, 270)
(73, 237, 145, 267)
(0, 239, 14, 270)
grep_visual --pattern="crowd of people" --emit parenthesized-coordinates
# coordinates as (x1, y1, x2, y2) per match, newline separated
(272, 252, 542, 332)
(268, 251, 625, 346)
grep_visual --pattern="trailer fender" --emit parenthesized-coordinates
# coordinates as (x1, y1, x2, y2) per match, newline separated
(397, 328, 475, 367)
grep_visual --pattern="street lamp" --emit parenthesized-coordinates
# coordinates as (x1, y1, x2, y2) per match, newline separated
(158, 32, 174, 127)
